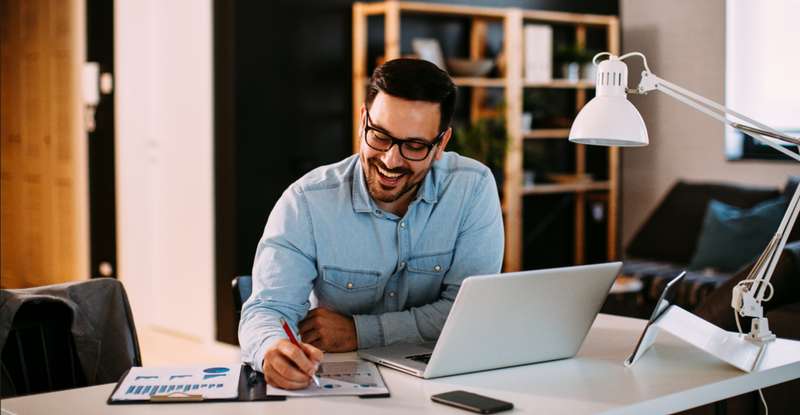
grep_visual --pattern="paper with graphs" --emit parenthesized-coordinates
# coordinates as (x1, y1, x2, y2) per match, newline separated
(110, 364, 240, 401)
(267, 360, 388, 397)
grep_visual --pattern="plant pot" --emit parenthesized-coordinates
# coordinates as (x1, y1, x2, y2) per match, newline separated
(582, 62, 597, 82)
(561, 62, 580, 81)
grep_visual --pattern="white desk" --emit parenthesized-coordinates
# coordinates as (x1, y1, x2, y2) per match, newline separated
(3, 314, 799, 415)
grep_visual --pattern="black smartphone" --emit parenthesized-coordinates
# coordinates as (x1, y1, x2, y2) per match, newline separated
(431, 390, 513, 414)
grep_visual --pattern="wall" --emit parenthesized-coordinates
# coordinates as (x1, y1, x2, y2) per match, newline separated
(619, 0, 799, 247)
(0, 0, 89, 288)
(116, 0, 215, 341)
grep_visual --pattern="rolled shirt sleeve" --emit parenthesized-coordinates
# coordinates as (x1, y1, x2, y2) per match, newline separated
(238, 185, 317, 371)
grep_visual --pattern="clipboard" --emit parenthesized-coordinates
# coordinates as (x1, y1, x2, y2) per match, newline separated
(106, 365, 286, 404)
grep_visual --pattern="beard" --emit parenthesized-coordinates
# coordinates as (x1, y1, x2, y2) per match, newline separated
(364, 157, 426, 203)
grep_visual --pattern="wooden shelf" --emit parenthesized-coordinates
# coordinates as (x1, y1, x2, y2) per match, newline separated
(452, 77, 505, 88)
(362, 1, 616, 25)
(522, 181, 610, 195)
(524, 79, 595, 88)
(522, 10, 617, 26)
(370, 77, 592, 90)
(352, 2, 620, 272)
(523, 129, 570, 139)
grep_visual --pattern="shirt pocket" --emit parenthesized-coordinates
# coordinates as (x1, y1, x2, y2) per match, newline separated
(317, 266, 381, 315)
(405, 250, 454, 306)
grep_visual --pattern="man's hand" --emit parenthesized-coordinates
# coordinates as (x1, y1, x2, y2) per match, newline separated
(262, 339, 323, 390)
(299, 308, 358, 352)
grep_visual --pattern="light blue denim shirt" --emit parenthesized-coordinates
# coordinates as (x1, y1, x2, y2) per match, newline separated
(239, 152, 504, 371)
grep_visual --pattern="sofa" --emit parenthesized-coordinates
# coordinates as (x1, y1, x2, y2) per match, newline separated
(615, 176, 799, 317)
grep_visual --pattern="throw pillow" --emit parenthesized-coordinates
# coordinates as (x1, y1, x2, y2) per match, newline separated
(688, 197, 786, 272)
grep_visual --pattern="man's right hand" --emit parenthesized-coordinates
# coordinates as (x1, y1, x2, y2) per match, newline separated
(262, 339, 324, 390)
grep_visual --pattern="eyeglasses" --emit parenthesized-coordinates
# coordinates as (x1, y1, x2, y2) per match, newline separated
(363, 110, 446, 161)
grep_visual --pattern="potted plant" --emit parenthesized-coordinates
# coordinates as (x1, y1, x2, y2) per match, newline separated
(451, 114, 509, 192)
(555, 44, 592, 81)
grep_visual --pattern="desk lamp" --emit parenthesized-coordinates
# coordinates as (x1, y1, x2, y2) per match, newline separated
(569, 52, 800, 345)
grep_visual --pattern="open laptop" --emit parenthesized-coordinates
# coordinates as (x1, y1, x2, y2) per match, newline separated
(358, 262, 622, 379)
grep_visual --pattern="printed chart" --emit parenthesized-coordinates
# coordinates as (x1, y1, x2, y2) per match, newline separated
(110, 365, 240, 401)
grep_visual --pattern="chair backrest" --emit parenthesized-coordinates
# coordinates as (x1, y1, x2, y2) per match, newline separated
(232, 275, 253, 330)
(1, 299, 87, 398)
(0, 278, 141, 399)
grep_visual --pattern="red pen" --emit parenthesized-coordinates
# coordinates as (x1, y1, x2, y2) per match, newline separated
(280, 318, 321, 387)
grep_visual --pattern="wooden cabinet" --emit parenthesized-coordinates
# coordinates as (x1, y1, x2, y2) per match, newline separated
(352, 1, 620, 271)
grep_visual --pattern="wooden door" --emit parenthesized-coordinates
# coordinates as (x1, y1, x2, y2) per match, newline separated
(1, 0, 88, 288)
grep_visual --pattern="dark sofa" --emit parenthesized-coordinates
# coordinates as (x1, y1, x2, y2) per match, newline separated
(618, 176, 799, 316)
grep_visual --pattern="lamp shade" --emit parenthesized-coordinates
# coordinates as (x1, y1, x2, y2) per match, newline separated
(568, 55, 649, 147)
(568, 96, 649, 146)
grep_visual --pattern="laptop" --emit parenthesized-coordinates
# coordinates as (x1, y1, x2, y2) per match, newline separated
(357, 262, 622, 379)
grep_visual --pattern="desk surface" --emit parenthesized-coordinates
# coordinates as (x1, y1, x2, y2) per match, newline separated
(3, 314, 799, 415)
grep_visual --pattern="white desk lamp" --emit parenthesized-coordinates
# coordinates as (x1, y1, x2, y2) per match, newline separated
(569, 52, 800, 351)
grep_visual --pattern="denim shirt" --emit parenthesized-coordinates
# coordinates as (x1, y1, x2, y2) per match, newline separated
(239, 152, 504, 371)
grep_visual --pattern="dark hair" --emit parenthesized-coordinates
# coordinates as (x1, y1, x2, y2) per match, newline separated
(365, 58, 457, 132)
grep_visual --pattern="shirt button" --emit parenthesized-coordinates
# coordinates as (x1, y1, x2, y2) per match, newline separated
(346, 282, 353, 289)
(433, 265, 441, 272)
(374, 210, 382, 216)
(388, 292, 396, 297)
(399, 222, 406, 229)
(399, 261, 406, 269)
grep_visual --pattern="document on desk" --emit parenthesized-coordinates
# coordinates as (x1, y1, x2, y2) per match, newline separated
(267, 360, 389, 397)
(110, 364, 240, 401)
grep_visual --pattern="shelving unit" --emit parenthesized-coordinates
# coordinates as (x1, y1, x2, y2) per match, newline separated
(352, 1, 620, 271)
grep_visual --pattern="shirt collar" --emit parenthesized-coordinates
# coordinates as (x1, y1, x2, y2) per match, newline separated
(351, 157, 439, 213)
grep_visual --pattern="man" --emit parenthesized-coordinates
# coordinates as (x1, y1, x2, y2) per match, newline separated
(239, 58, 504, 390)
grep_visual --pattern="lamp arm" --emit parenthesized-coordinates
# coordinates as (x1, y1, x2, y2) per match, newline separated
(633, 69, 800, 325)
(748, 186, 800, 301)
(635, 72, 800, 162)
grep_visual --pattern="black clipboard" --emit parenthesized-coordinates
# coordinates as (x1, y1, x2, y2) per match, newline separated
(107, 365, 286, 404)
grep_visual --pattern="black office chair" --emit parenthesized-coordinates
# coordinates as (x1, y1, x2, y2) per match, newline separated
(0, 299, 87, 398)
(0, 278, 141, 399)
(232, 275, 253, 331)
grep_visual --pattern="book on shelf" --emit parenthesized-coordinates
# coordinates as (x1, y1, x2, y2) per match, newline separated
(524, 24, 552, 84)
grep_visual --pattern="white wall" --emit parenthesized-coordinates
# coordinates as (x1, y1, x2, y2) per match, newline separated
(619, 0, 799, 247)
(115, 0, 215, 341)
(725, 0, 800, 158)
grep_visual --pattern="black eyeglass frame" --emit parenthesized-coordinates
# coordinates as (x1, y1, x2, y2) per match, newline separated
(363, 109, 447, 161)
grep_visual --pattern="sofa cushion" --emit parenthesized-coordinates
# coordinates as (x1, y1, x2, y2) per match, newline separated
(626, 181, 780, 264)
(687, 197, 786, 272)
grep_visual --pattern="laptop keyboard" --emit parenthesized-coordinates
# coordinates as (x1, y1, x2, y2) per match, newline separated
(406, 353, 432, 364)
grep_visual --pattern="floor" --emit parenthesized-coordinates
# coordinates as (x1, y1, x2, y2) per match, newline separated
(137, 325, 242, 366)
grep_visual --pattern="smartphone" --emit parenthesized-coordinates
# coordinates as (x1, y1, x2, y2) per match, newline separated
(431, 390, 513, 414)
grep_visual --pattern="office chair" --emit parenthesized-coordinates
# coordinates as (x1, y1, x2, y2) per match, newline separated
(0, 299, 87, 398)
(232, 275, 253, 330)
(0, 278, 142, 399)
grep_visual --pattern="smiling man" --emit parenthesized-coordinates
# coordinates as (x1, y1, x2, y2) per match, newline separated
(239, 58, 504, 390)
